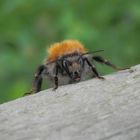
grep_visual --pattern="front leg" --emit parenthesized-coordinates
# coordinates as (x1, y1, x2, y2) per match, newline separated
(93, 56, 128, 70)
(84, 58, 105, 80)
(53, 76, 58, 90)
(53, 64, 59, 90)
(24, 65, 46, 96)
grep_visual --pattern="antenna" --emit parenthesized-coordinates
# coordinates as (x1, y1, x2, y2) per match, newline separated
(82, 50, 104, 55)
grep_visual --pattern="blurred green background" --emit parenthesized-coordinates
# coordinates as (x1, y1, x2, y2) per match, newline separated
(0, 0, 140, 104)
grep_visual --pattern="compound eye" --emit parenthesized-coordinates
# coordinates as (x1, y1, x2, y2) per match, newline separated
(62, 59, 71, 75)
(63, 59, 72, 67)
(63, 59, 68, 68)
(78, 57, 84, 66)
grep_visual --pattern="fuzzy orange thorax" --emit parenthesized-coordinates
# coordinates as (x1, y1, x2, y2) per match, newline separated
(47, 40, 87, 62)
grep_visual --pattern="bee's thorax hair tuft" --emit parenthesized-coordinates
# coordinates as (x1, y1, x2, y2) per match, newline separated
(47, 40, 87, 62)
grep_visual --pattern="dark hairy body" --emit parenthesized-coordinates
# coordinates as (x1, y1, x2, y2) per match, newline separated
(25, 40, 127, 95)
(30, 53, 122, 94)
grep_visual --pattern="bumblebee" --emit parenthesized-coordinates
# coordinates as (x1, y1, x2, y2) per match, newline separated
(26, 40, 124, 94)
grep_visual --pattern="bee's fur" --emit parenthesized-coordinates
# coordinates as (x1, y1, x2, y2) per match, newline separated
(26, 40, 125, 95)
(46, 40, 87, 62)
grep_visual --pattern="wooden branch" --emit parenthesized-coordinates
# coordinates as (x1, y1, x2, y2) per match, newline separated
(0, 64, 140, 140)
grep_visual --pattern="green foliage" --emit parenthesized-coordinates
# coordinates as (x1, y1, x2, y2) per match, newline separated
(0, 0, 140, 103)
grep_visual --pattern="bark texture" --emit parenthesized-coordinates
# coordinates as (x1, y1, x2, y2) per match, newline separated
(0, 64, 140, 140)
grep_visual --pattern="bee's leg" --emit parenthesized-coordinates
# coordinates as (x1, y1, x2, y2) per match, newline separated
(24, 65, 46, 96)
(84, 58, 105, 80)
(93, 56, 126, 70)
(32, 65, 46, 93)
(53, 65, 59, 90)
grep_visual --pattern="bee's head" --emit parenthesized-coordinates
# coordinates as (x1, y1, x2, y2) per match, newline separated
(60, 55, 84, 82)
